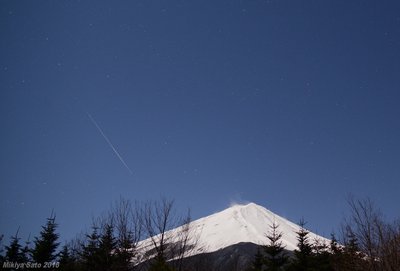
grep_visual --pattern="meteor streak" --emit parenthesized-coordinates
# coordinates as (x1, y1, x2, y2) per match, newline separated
(87, 113, 133, 175)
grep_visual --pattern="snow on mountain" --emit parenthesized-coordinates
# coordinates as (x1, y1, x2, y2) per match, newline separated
(139, 202, 330, 258)
(189, 202, 328, 253)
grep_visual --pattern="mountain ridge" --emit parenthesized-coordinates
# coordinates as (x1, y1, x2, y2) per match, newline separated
(139, 202, 330, 258)
(190, 202, 329, 252)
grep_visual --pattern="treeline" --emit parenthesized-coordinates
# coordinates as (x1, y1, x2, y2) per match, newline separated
(1, 196, 399, 271)
(249, 196, 400, 271)
(0, 198, 197, 271)
(0, 212, 60, 270)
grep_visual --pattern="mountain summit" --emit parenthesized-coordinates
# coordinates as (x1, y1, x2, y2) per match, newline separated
(187, 202, 328, 254)
(140, 202, 329, 259)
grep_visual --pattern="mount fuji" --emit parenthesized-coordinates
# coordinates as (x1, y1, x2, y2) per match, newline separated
(184, 202, 329, 253)
(139, 202, 330, 269)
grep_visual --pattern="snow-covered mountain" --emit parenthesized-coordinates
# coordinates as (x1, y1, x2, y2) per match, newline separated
(140, 202, 329, 258)
(188, 202, 328, 253)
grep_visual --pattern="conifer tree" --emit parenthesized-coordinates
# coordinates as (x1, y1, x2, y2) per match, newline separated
(59, 245, 76, 271)
(340, 229, 364, 271)
(5, 231, 25, 262)
(263, 221, 288, 271)
(329, 233, 340, 255)
(311, 237, 332, 271)
(80, 221, 120, 271)
(286, 219, 313, 271)
(20, 234, 32, 263)
(112, 197, 142, 271)
(97, 223, 117, 270)
(250, 248, 264, 271)
(81, 225, 100, 271)
(114, 229, 136, 271)
(31, 213, 60, 265)
(329, 233, 342, 271)
(0, 234, 4, 264)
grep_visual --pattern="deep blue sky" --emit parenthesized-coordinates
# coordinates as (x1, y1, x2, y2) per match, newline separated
(1, 0, 400, 243)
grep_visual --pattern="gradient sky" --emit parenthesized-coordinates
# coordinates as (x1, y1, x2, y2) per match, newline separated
(1, 0, 400, 243)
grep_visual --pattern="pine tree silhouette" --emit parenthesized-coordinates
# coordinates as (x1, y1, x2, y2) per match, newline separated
(31, 213, 60, 266)
(59, 245, 76, 271)
(81, 225, 100, 271)
(286, 218, 313, 271)
(250, 248, 264, 271)
(97, 223, 117, 270)
(5, 230, 25, 263)
(263, 221, 288, 271)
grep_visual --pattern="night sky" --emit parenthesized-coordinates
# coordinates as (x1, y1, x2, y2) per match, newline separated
(1, 1, 400, 242)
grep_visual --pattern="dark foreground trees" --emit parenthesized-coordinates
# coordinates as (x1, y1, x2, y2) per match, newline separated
(75, 199, 143, 271)
(60, 197, 197, 271)
(0, 197, 194, 271)
(250, 197, 400, 271)
(31, 213, 60, 266)
(285, 219, 314, 271)
(251, 218, 330, 271)
(2, 196, 399, 271)
(335, 196, 400, 271)
(141, 198, 199, 271)
(0, 214, 60, 270)
(263, 221, 288, 270)
(4, 231, 27, 263)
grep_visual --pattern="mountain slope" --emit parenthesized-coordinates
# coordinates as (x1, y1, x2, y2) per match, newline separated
(140, 202, 329, 258)
(188, 202, 328, 253)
